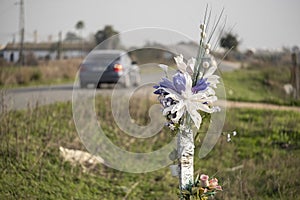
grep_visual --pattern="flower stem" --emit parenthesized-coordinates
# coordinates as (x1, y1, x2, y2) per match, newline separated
(178, 113, 194, 191)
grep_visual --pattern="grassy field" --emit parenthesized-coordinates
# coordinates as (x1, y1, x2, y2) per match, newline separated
(222, 64, 300, 106)
(0, 96, 299, 199)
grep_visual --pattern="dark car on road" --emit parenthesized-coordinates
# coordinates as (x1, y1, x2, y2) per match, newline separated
(79, 50, 140, 88)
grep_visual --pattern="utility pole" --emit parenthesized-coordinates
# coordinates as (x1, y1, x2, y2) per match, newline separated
(291, 46, 300, 99)
(18, 0, 25, 66)
(57, 31, 62, 60)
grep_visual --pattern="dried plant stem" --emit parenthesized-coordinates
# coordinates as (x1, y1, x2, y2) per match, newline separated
(122, 182, 140, 200)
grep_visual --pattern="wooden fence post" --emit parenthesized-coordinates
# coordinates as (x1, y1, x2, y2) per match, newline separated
(291, 47, 300, 99)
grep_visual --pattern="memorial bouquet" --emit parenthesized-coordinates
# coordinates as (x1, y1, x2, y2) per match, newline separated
(154, 8, 224, 199)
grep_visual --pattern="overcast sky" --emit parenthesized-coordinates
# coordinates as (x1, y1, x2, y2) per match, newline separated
(0, 0, 299, 50)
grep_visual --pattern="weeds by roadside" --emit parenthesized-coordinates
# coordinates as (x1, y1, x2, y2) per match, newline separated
(0, 59, 81, 88)
(0, 95, 299, 199)
(223, 63, 300, 106)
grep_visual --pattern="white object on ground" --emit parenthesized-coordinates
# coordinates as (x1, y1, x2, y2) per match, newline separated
(59, 146, 104, 172)
(283, 84, 294, 95)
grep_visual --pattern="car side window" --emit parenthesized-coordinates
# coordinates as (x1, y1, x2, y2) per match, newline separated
(122, 54, 131, 67)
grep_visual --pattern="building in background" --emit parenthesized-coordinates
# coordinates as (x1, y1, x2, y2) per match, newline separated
(0, 42, 94, 63)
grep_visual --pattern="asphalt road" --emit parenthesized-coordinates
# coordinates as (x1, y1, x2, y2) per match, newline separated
(1, 72, 159, 111)
(1, 62, 239, 111)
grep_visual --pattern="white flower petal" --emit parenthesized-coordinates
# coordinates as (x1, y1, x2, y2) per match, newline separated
(205, 87, 216, 96)
(233, 131, 237, 136)
(174, 54, 187, 73)
(212, 106, 221, 112)
(163, 105, 174, 116)
(191, 92, 207, 100)
(207, 75, 220, 84)
(171, 100, 184, 114)
(165, 93, 180, 101)
(172, 106, 185, 123)
(183, 72, 193, 92)
(186, 58, 195, 75)
(211, 59, 217, 67)
(174, 54, 184, 63)
(189, 110, 202, 129)
(196, 103, 214, 113)
(205, 95, 218, 103)
(204, 66, 217, 78)
(163, 88, 182, 101)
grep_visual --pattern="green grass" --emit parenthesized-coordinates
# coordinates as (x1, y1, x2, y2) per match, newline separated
(222, 65, 300, 106)
(0, 96, 299, 199)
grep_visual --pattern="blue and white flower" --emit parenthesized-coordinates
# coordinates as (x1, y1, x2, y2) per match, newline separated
(154, 55, 220, 130)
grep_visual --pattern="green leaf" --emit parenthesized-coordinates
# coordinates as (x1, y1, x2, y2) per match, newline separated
(192, 187, 198, 195)
(194, 174, 200, 184)
(182, 190, 191, 195)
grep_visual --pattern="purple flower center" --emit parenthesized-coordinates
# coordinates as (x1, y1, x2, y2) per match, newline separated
(160, 78, 176, 91)
(192, 78, 209, 93)
(153, 72, 187, 95)
(172, 72, 186, 94)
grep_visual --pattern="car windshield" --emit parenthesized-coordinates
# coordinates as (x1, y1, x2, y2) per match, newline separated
(85, 53, 120, 66)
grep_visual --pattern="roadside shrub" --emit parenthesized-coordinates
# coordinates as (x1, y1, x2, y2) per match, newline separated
(0, 58, 81, 87)
(15, 67, 31, 84)
(30, 69, 42, 81)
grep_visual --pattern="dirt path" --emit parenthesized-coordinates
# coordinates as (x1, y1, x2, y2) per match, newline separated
(226, 101, 300, 112)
